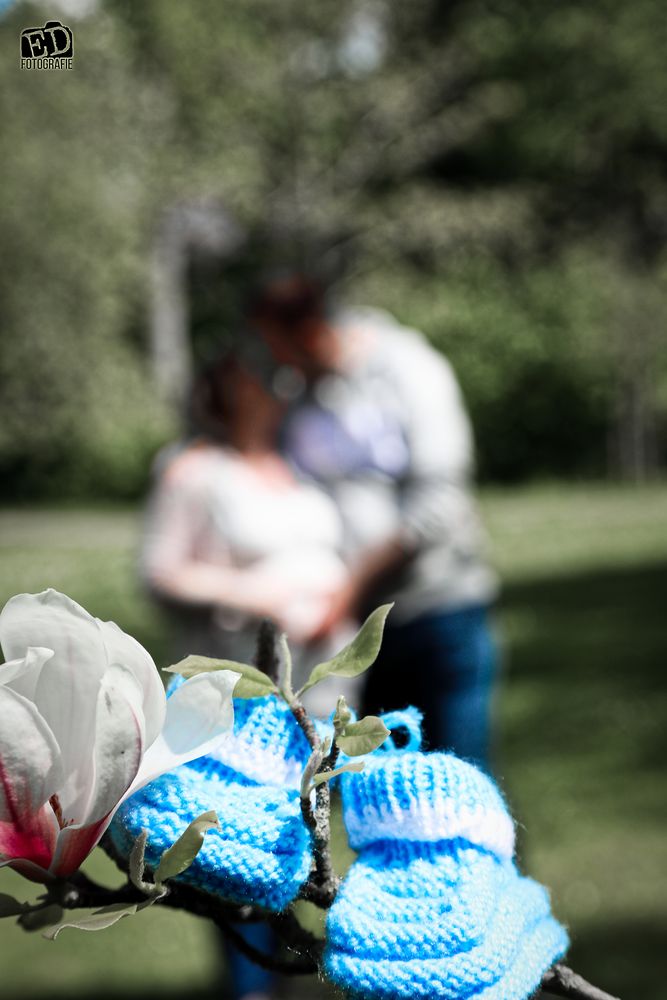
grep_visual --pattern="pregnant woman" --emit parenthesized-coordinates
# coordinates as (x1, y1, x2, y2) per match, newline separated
(142, 351, 353, 707)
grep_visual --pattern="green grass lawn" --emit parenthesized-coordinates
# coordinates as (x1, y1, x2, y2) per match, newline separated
(0, 483, 665, 999)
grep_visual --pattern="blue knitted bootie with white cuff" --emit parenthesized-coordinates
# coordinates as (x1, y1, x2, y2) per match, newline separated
(325, 709, 568, 1000)
(110, 692, 316, 911)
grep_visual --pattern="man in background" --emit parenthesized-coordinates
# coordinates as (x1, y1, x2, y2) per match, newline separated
(250, 276, 499, 769)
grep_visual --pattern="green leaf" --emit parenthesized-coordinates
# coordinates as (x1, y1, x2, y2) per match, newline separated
(233, 675, 279, 699)
(333, 695, 352, 734)
(154, 810, 220, 886)
(278, 632, 293, 699)
(0, 893, 29, 918)
(128, 829, 147, 890)
(298, 604, 394, 695)
(164, 655, 278, 697)
(42, 901, 154, 939)
(127, 830, 171, 898)
(312, 761, 364, 786)
(335, 715, 390, 757)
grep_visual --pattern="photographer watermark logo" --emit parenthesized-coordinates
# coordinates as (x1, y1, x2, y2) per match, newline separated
(20, 20, 73, 70)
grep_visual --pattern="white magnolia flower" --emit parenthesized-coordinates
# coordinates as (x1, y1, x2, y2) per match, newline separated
(0, 589, 238, 881)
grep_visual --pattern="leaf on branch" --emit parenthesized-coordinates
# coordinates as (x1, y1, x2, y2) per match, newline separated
(312, 761, 364, 786)
(154, 810, 220, 886)
(164, 656, 278, 698)
(128, 829, 154, 894)
(278, 632, 294, 699)
(233, 674, 280, 698)
(333, 695, 352, 735)
(298, 604, 394, 695)
(0, 892, 29, 918)
(335, 715, 390, 757)
(42, 901, 154, 939)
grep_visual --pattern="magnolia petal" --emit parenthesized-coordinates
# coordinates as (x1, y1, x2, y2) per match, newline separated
(0, 590, 105, 669)
(82, 669, 145, 826)
(48, 663, 149, 877)
(0, 686, 64, 821)
(0, 646, 54, 701)
(95, 619, 166, 748)
(0, 686, 63, 870)
(128, 671, 238, 793)
(1, 592, 106, 793)
(100, 664, 147, 742)
(48, 815, 113, 879)
(0, 854, 55, 883)
(0, 805, 59, 875)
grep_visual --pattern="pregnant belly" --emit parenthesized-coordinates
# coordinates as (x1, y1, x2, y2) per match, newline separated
(253, 548, 348, 641)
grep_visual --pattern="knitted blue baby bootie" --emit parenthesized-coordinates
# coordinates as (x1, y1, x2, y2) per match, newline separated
(325, 709, 569, 1000)
(110, 693, 316, 911)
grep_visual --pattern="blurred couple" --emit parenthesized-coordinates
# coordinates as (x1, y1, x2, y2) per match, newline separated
(142, 275, 499, 764)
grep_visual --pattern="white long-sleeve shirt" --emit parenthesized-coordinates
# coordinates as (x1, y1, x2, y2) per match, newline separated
(141, 442, 349, 651)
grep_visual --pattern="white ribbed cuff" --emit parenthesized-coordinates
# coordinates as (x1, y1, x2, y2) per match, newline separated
(345, 800, 515, 858)
(210, 737, 304, 789)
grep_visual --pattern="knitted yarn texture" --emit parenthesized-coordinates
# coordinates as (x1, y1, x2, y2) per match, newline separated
(110, 693, 315, 911)
(325, 710, 569, 1000)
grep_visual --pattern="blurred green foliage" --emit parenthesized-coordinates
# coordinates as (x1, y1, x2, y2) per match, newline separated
(1, 0, 667, 495)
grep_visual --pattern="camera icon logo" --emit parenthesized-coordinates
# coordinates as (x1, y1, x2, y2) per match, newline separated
(20, 20, 73, 60)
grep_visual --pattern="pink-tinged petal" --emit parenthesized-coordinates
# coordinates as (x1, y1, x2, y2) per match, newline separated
(0, 592, 106, 796)
(96, 620, 166, 748)
(48, 815, 113, 878)
(81, 668, 145, 826)
(0, 855, 54, 883)
(0, 805, 59, 873)
(0, 646, 54, 700)
(128, 671, 238, 794)
(0, 686, 63, 869)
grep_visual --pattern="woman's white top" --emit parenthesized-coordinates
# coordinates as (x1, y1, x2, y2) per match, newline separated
(142, 441, 348, 638)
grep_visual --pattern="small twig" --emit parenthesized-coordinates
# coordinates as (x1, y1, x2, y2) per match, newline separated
(290, 699, 319, 750)
(290, 694, 341, 907)
(540, 964, 621, 1000)
(291, 697, 329, 896)
(310, 738, 340, 901)
(258, 619, 336, 900)
(298, 880, 339, 907)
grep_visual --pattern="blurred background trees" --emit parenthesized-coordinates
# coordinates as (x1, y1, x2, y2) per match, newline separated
(1, 0, 666, 497)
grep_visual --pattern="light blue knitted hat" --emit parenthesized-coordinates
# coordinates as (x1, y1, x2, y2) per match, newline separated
(325, 709, 569, 1000)
(110, 692, 316, 911)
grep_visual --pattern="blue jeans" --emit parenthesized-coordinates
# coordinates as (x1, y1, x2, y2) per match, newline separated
(225, 921, 275, 999)
(362, 604, 498, 770)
